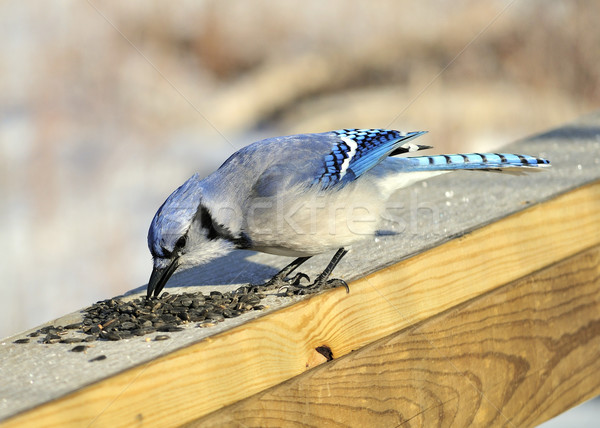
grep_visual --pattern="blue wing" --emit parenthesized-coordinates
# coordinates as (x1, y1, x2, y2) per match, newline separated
(314, 128, 429, 188)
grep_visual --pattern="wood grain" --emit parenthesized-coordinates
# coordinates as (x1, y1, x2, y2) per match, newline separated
(194, 245, 600, 427)
(3, 181, 600, 428)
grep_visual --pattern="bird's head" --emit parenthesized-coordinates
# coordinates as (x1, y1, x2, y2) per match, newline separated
(146, 174, 233, 298)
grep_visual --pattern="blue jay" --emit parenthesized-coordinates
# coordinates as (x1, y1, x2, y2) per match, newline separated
(147, 129, 549, 298)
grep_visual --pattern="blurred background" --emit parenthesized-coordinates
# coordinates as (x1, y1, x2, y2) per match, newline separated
(1, 0, 599, 341)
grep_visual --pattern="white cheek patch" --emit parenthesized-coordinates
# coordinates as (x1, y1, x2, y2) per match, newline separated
(339, 137, 358, 178)
(178, 238, 235, 268)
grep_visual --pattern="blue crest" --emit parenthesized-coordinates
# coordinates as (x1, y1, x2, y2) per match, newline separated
(148, 173, 203, 258)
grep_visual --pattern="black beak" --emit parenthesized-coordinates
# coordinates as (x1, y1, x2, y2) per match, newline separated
(147, 258, 179, 299)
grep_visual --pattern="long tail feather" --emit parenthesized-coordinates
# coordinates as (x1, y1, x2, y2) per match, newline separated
(395, 152, 550, 172)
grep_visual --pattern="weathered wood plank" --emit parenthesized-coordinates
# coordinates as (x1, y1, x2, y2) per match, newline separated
(2, 179, 599, 427)
(193, 244, 600, 427)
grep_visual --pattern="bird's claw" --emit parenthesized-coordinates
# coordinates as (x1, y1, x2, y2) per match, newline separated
(290, 272, 310, 285)
(326, 278, 350, 293)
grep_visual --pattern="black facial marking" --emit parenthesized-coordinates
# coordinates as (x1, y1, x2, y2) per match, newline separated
(196, 205, 251, 247)
(199, 206, 220, 240)
(234, 232, 253, 249)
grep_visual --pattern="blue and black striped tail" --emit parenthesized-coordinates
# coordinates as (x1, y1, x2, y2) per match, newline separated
(398, 152, 550, 172)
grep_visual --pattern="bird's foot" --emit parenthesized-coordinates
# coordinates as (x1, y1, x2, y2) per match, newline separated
(280, 276, 349, 296)
(264, 272, 310, 291)
(238, 272, 310, 294)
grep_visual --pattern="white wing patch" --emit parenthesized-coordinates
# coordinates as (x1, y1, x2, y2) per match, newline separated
(339, 137, 358, 178)
(400, 142, 420, 152)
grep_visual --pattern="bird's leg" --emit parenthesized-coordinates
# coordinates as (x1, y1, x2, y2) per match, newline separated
(285, 248, 349, 295)
(248, 256, 312, 292)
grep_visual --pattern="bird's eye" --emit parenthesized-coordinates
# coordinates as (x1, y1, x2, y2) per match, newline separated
(175, 235, 187, 249)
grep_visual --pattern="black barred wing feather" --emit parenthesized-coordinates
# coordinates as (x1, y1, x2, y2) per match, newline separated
(314, 128, 429, 188)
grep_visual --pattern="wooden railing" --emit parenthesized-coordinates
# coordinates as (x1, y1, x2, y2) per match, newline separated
(2, 114, 600, 427)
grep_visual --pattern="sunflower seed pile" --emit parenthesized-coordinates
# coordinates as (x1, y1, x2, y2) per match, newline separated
(15, 288, 266, 345)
